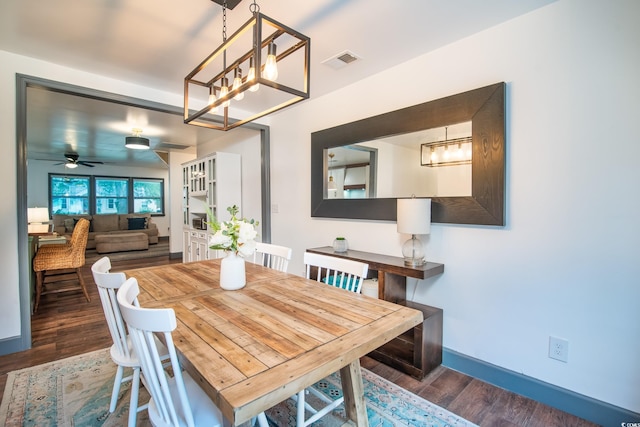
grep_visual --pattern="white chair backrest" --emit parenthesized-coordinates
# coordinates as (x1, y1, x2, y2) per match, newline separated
(91, 256, 130, 359)
(117, 277, 195, 427)
(253, 242, 293, 273)
(303, 252, 369, 293)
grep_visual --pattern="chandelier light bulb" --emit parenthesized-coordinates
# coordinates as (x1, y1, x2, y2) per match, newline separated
(208, 87, 218, 114)
(430, 147, 438, 163)
(443, 146, 450, 160)
(219, 77, 230, 108)
(247, 57, 260, 92)
(232, 68, 245, 100)
(264, 42, 278, 81)
(456, 143, 464, 159)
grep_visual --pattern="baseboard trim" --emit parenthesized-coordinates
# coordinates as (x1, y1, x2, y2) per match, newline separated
(169, 251, 182, 260)
(443, 348, 640, 426)
(0, 335, 28, 357)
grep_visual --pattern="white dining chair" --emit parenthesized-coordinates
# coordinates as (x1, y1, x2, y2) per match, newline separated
(91, 256, 146, 427)
(116, 277, 269, 427)
(303, 251, 369, 294)
(252, 242, 293, 273)
(297, 251, 369, 427)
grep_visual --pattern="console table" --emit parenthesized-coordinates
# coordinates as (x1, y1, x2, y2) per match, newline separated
(307, 246, 445, 379)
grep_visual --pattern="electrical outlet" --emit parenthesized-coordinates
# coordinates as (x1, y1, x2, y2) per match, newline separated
(549, 336, 569, 362)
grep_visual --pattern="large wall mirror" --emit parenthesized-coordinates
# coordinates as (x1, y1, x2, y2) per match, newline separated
(311, 82, 505, 225)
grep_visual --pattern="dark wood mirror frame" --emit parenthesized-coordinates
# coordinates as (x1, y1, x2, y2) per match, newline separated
(311, 82, 505, 225)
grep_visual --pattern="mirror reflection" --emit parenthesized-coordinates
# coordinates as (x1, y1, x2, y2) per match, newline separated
(325, 121, 472, 199)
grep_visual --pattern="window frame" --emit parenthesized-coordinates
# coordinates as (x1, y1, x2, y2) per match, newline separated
(48, 173, 165, 217)
(48, 174, 92, 216)
(132, 177, 165, 215)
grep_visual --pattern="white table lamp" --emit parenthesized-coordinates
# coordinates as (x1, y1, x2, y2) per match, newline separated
(28, 207, 51, 234)
(397, 198, 431, 266)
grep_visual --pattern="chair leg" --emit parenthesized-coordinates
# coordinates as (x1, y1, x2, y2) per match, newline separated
(254, 412, 269, 427)
(75, 268, 91, 302)
(109, 364, 125, 413)
(128, 367, 141, 427)
(296, 390, 305, 427)
(34, 271, 44, 313)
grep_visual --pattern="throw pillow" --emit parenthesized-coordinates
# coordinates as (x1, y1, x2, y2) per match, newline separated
(127, 217, 147, 230)
(64, 218, 75, 233)
(73, 217, 94, 232)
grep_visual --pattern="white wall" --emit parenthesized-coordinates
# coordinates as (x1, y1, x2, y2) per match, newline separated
(27, 160, 171, 235)
(267, 0, 640, 413)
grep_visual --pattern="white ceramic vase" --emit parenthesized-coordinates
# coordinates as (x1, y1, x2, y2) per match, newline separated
(219, 251, 246, 290)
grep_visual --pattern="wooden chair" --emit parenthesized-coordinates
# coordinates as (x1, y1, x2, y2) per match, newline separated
(116, 277, 269, 427)
(33, 217, 90, 312)
(91, 256, 149, 427)
(252, 242, 292, 273)
(298, 251, 369, 426)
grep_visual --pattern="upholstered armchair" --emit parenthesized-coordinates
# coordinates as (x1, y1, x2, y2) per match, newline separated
(33, 217, 91, 312)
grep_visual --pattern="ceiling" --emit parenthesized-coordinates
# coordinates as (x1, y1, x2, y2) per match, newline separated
(1, 0, 552, 169)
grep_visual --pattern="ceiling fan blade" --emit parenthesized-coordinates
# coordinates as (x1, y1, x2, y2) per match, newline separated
(78, 162, 96, 167)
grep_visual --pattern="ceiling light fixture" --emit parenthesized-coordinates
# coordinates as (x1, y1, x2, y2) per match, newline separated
(125, 128, 150, 150)
(184, 0, 311, 131)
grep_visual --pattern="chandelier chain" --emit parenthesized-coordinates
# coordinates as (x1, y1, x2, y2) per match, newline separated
(222, 0, 227, 41)
(249, 0, 260, 14)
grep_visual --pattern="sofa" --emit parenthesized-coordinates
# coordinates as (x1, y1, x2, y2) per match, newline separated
(52, 213, 159, 251)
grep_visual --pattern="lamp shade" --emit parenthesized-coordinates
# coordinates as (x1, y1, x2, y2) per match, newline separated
(397, 198, 431, 235)
(125, 136, 150, 150)
(28, 207, 49, 224)
(28, 207, 51, 233)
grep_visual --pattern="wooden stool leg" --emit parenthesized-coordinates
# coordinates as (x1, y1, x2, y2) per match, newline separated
(34, 271, 44, 313)
(76, 268, 91, 302)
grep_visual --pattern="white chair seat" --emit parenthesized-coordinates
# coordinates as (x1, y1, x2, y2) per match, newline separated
(149, 373, 222, 427)
(110, 335, 168, 367)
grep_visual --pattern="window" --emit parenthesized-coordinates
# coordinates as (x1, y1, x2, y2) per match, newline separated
(50, 175, 90, 215)
(133, 178, 164, 214)
(49, 174, 164, 216)
(95, 177, 128, 214)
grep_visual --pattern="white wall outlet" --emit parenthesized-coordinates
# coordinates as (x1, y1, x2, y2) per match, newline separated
(549, 336, 569, 362)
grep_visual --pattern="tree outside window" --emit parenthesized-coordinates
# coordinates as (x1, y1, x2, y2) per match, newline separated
(95, 178, 128, 214)
(49, 174, 164, 216)
(50, 175, 90, 215)
(133, 179, 163, 214)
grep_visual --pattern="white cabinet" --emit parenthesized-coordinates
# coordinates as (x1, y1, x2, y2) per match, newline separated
(182, 152, 241, 262)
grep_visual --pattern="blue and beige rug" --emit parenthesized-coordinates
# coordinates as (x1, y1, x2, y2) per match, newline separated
(0, 348, 477, 426)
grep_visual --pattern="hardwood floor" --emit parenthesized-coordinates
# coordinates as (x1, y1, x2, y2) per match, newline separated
(0, 255, 597, 427)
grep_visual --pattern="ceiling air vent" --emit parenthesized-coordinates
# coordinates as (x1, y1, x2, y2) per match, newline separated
(322, 50, 361, 70)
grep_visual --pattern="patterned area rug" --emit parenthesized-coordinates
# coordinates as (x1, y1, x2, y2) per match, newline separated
(0, 348, 477, 427)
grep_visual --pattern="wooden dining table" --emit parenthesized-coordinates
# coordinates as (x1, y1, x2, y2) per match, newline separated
(124, 258, 423, 426)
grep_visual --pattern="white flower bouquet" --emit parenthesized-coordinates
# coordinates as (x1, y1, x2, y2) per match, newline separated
(206, 205, 259, 257)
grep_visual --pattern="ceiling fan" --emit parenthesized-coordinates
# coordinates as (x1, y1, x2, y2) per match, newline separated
(55, 153, 104, 168)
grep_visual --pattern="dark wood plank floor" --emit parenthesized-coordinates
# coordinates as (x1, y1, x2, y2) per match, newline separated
(0, 255, 597, 427)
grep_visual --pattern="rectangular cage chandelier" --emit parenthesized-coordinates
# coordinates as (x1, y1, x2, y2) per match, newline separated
(184, 1, 310, 131)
